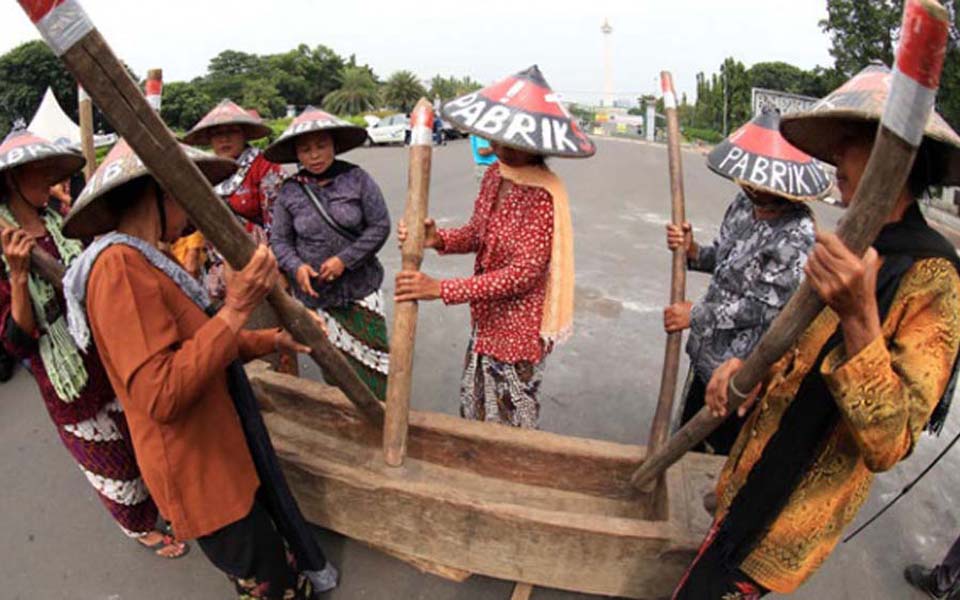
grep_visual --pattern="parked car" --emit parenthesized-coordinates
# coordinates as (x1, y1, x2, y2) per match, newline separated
(440, 118, 466, 140)
(366, 113, 409, 145)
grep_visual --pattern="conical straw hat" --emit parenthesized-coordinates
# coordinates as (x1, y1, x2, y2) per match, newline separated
(64, 139, 236, 238)
(707, 108, 831, 202)
(0, 128, 85, 184)
(441, 65, 596, 158)
(780, 63, 960, 185)
(263, 106, 367, 164)
(181, 99, 273, 146)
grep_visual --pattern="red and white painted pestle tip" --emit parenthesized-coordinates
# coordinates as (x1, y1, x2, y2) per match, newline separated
(17, 0, 94, 56)
(883, 0, 950, 146)
(660, 71, 677, 111)
(145, 69, 163, 112)
(409, 99, 435, 147)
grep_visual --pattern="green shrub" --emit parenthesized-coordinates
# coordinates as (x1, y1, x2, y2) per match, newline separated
(682, 127, 724, 144)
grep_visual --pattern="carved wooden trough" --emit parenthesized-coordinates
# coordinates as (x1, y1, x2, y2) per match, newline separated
(247, 362, 723, 599)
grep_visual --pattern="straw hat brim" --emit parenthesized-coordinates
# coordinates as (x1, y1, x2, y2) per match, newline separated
(263, 126, 368, 164)
(780, 111, 960, 186)
(181, 121, 273, 147)
(63, 157, 237, 239)
(0, 153, 86, 184)
(705, 161, 831, 203)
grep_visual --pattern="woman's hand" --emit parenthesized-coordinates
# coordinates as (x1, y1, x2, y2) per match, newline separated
(223, 245, 279, 319)
(395, 271, 441, 302)
(705, 358, 762, 419)
(0, 228, 35, 282)
(805, 232, 883, 356)
(274, 330, 311, 354)
(318, 256, 345, 283)
(398, 218, 439, 249)
(666, 222, 694, 255)
(296, 263, 320, 298)
(663, 301, 693, 333)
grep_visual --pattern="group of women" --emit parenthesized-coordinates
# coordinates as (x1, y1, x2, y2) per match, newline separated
(2, 59, 960, 599)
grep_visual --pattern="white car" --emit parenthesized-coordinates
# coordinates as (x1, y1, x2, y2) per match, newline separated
(366, 113, 409, 145)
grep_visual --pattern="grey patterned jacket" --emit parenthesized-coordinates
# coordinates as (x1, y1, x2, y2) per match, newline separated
(686, 192, 815, 383)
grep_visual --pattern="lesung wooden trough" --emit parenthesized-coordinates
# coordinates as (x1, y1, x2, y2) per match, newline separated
(247, 361, 724, 599)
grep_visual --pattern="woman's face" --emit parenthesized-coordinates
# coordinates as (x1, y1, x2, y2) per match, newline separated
(160, 190, 190, 243)
(832, 139, 872, 207)
(295, 132, 335, 175)
(209, 125, 247, 159)
(491, 142, 541, 168)
(7, 162, 55, 209)
(744, 188, 791, 220)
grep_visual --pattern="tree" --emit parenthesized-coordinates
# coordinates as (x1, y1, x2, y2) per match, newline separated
(0, 40, 77, 138)
(820, 0, 960, 128)
(428, 75, 458, 101)
(383, 71, 427, 113)
(161, 81, 214, 131)
(820, 0, 903, 77)
(241, 79, 285, 120)
(322, 67, 380, 115)
(266, 44, 345, 107)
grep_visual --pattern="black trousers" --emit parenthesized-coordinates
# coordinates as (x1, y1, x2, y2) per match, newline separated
(197, 495, 312, 600)
(932, 531, 960, 594)
(680, 372, 748, 455)
(672, 522, 768, 600)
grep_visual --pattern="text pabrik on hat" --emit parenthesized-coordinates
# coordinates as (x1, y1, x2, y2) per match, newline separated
(441, 65, 596, 159)
(0, 128, 85, 184)
(707, 108, 831, 202)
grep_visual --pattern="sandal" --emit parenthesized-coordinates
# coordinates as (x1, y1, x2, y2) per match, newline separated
(138, 532, 190, 559)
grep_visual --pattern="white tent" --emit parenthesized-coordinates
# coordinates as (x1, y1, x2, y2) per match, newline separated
(28, 87, 80, 147)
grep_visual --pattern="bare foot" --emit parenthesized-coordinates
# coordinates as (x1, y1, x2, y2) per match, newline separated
(137, 530, 189, 559)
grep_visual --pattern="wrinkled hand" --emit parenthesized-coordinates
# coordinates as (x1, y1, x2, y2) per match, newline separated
(319, 256, 346, 283)
(395, 270, 441, 302)
(663, 301, 692, 333)
(805, 232, 880, 320)
(666, 222, 693, 253)
(296, 263, 320, 298)
(274, 329, 311, 354)
(705, 358, 762, 419)
(224, 245, 279, 314)
(0, 228, 34, 281)
(398, 218, 439, 249)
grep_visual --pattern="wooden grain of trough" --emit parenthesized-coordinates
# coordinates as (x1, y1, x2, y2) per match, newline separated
(247, 362, 724, 599)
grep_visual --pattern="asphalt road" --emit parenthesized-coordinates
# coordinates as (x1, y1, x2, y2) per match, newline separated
(1, 137, 956, 599)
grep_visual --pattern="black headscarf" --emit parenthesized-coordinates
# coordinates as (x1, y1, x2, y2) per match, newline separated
(717, 201, 960, 569)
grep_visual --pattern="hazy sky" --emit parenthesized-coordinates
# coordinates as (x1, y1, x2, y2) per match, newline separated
(1, 0, 834, 105)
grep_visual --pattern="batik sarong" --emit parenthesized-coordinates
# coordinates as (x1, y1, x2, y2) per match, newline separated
(58, 400, 158, 536)
(459, 334, 545, 429)
(316, 290, 389, 401)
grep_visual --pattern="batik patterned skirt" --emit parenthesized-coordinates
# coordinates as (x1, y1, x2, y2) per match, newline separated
(459, 334, 545, 429)
(316, 291, 390, 401)
(58, 400, 159, 536)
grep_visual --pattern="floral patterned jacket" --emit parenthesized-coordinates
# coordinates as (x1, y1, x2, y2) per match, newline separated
(686, 192, 815, 383)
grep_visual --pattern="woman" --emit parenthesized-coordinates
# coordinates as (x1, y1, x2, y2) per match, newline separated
(61, 138, 338, 598)
(0, 129, 186, 558)
(266, 107, 391, 400)
(664, 108, 824, 455)
(395, 66, 595, 428)
(181, 99, 284, 298)
(673, 64, 960, 599)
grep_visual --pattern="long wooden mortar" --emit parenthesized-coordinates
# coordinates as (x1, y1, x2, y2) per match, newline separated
(383, 98, 434, 466)
(15, 0, 384, 423)
(632, 0, 951, 488)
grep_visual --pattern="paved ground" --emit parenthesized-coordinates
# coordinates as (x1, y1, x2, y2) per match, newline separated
(2, 137, 958, 599)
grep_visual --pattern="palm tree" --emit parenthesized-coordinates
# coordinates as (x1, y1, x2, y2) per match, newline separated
(322, 66, 379, 115)
(383, 71, 427, 113)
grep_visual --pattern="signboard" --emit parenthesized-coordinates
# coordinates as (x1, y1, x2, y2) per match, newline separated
(751, 88, 818, 117)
